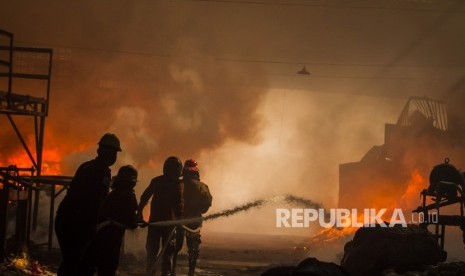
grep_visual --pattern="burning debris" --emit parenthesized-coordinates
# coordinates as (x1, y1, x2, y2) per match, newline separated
(339, 96, 465, 213)
(309, 226, 356, 244)
(337, 95, 465, 257)
(0, 252, 54, 276)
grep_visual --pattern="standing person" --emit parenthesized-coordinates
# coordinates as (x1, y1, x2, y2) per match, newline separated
(138, 156, 184, 276)
(176, 159, 212, 276)
(80, 165, 139, 276)
(55, 133, 122, 276)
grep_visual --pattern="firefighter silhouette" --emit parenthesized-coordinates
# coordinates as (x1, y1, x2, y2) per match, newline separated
(138, 156, 184, 276)
(55, 133, 121, 276)
(79, 165, 139, 275)
(175, 159, 212, 276)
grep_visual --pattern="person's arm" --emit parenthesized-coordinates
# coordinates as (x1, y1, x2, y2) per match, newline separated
(116, 192, 139, 229)
(128, 193, 140, 229)
(138, 179, 155, 221)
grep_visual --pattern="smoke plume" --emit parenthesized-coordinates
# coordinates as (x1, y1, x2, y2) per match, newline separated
(1, 1, 465, 244)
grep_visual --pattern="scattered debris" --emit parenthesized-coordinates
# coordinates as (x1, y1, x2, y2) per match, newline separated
(1, 252, 55, 276)
(261, 257, 348, 276)
(341, 224, 446, 276)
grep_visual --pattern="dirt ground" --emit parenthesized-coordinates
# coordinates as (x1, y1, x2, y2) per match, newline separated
(117, 231, 315, 276)
(4, 229, 463, 275)
(0, 231, 318, 275)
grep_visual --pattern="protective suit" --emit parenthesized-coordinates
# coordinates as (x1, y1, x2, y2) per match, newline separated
(139, 156, 184, 276)
(176, 159, 212, 276)
(55, 133, 121, 276)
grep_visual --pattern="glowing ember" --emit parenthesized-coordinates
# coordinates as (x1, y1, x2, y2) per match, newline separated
(310, 227, 357, 244)
(10, 253, 30, 271)
(2, 252, 54, 276)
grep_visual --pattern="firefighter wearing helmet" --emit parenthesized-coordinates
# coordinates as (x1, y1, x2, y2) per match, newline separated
(55, 133, 122, 275)
(80, 165, 139, 275)
(175, 159, 212, 276)
(138, 156, 184, 276)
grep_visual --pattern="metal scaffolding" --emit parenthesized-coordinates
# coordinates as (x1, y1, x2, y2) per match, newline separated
(0, 29, 71, 261)
(413, 158, 465, 251)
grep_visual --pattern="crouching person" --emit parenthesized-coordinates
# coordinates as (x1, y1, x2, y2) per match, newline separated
(80, 165, 139, 276)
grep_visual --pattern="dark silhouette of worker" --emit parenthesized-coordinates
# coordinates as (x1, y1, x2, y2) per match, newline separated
(138, 156, 184, 276)
(175, 159, 212, 276)
(55, 133, 121, 276)
(79, 165, 139, 276)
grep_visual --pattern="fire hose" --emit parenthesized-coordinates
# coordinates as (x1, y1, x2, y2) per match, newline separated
(80, 194, 320, 274)
(149, 227, 177, 275)
(95, 217, 203, 232)
(96, 194, 322, 233)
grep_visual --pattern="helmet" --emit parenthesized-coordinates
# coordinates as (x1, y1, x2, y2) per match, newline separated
(183, 159, 199, 172)
(112, 165, 138, 190)
(98, 133, 122, 151)
(117, 165, 138, 183)
(163, 156, 183, 179)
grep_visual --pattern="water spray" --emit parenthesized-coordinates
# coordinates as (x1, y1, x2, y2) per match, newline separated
(141, 194, 324, 227)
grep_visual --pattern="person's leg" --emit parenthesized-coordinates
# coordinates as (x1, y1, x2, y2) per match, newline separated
(186, 231, 201, 276)
(77, 241, 97, 276)
(76, 225, 98, 276)
(172, 227, 184, 275)
(96, 239, 121, 276)
(55, 215, 74, 276)
(56, 216, 90, 276)
(146, 226, 161, 276)
(161, 227, 176, 276)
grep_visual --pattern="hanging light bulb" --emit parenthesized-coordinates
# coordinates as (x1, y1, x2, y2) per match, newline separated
(297, 65, 310, 75)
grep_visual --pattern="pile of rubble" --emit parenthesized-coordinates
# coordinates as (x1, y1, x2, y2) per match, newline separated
(341, 224, 446, 275)
(262, 225, 465, 276)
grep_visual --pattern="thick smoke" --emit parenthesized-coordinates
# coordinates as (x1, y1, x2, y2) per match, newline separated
(1, 1, 465, 242)
(0, 1, 268, 173)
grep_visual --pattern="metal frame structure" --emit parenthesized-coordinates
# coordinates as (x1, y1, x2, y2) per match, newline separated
(413, 160, 465, 251)
(396, 96, 448, 131)
(0, 29, 52, 170)
(414, 186, 465, 250)
(0, 29, 55, 261)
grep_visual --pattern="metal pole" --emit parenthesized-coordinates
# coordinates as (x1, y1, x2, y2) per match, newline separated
(26, 181, 33, 246)
(33, 104, 46, 232)
(7, 32, 13, 108)
(6, 114, 38, 169)
(32, 187, 40, 232)
(32, 116, 40, 231)
(48, 184, 55, 252)
(0, 181, 9, 262)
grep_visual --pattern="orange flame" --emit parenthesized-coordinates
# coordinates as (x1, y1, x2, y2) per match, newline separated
(3, 148, 63, 175)
(311, 169, 427, 244)
(399, 169, 427, 210)
(310, 226, 357, 244)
